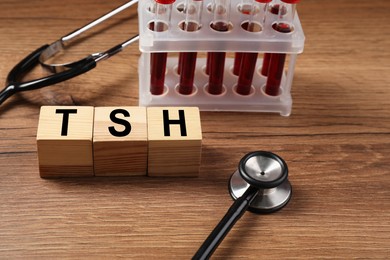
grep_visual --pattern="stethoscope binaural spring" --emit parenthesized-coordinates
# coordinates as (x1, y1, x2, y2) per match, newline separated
(193, 151, 292, 260)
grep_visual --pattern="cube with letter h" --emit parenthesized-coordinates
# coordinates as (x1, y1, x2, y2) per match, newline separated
(37, 106, 95, 178)
(147, 107, 202, 177)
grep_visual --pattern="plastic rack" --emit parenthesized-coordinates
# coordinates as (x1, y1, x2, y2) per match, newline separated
(138, 0, 305, 116)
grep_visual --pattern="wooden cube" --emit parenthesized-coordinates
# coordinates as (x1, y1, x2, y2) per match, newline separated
(93, 107, 148, 176)
(36, 106, 94, 178)
(147, 107, 202, 177)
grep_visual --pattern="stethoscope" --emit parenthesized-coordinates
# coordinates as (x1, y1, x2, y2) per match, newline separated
(193, 151, 292, 259)
(0, 0, 139, 107)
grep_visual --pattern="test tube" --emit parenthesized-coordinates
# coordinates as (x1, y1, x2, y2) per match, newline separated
(232, 0, 254, 76)
(235, 0, 271, 95)
(178, 0, 203, 95)
(150, 0, 175, 95)
(260, 0, 283, 77)
(260, 53, 271, 76)
(232, 53, 243, 76)
(205, 53, 212, 75)
(208, 0, 231, 95)
(265, 0, 299, 96)
(204, 0, 215, 75)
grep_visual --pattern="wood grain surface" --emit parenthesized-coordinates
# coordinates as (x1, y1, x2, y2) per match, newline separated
(0, 0, 389, 258)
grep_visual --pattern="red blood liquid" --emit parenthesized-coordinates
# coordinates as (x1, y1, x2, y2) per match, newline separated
(232, 23, 247, 76)
(178, 52, 197, 95)
(270, 4, 280, 15)
(206, 53, 212, 75)
(211, 21, 229, 33)
(177, 53, 183, 75)
(149, 21, 168, 95)
(269, 4, 287, 15)
(233, 53, 243, 76)
(236, 52, 258, 95)
(178, 21, 199, 94)
(208, 52, 226, 94)
(265, 23, 292, 96)
(208, 22, 229, 95)
(273, 22, 293, 33)
(261, 53, 271, 76)
(150, 52, 167, 95)
(265, 53, 286, 96)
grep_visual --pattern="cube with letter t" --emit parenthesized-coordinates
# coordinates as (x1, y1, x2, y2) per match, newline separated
(147, 107, 202, 177)
(36, 106, 94, 178)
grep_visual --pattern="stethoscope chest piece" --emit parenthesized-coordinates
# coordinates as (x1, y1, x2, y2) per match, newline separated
(229, 151, 292, 213)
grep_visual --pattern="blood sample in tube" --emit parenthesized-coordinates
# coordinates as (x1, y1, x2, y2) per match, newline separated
(260, 53, 271, 76)
(206, 53, 212, 75)
(236, 52, 258, 95)
(261, 1, 288, 77)
(232, 0, 251, 76)
(233, 53, 243, 76)
(208, 0, 231, 95)
(205, 0, 215, 76)
(150, 0, 175, 95)
(265, 0, 299, 96)
(265, 52, 286, 95)
(236, 0, 271, 95)
(150, 52, 168, 95)
(178, 0, 203, 95)
(177, 52, 183, 75)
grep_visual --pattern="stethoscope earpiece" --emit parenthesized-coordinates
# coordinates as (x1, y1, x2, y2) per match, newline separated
(193, 151, 292, 260)
(229, 151, 292, 213)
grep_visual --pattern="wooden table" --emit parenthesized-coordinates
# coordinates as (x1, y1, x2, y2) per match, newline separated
(0, 0, 389, 258)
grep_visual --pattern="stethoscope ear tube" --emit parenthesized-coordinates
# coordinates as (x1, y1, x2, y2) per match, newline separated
(0, 85, 15, 106)
(1, 45, 49, 105)
(0, 55, 96, 106)
(6, 45, 49, 84)
(16, 57, 97, 92)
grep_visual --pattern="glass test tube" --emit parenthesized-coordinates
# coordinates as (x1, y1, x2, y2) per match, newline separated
(260, 0, 282, 76)
(205, 0, 216, 76)
(233, 52, 244, 76)
(260, 53, 271, 76)
(205, 52, 212, 75)
(236, 0, 271, 95)
(208, 0, 231, 95)
(265, 0, 299, 96)
(178, 0, 203, 95)
(232, 0, 254, 76)
(150, 0, 175, 95)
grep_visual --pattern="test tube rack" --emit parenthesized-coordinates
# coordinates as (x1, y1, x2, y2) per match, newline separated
(138, 0, 305, 116)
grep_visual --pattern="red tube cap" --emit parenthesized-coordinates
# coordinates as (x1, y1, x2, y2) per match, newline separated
(281, 0, 300, 3)
(155, 0, 175, 4)
(255, 0, 272, 3)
